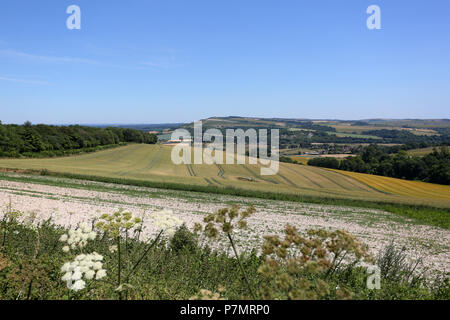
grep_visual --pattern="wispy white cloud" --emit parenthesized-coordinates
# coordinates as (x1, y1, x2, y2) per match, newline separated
(141, 61, 170, 68)
(140, 48, 180, 69)
(141, 57, 180, 69)
(0, 76, 49, 85)
(0, 49, 99, 65)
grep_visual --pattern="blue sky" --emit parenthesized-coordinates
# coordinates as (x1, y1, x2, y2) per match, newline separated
(0, 0, 449, 124)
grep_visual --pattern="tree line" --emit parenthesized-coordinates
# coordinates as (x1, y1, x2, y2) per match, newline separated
(0, 121, 157, 158)
(308, 145, 450, 185)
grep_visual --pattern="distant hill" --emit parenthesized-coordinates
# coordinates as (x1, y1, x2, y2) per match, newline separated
(180, 117, 450, 148)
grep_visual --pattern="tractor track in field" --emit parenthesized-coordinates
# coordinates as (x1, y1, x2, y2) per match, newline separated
(210, 177, 223, 185)
(141, 144, 164, 171)
(186, 164, 197, 177)
(329, 169, 391, 195)
(241, 165, 279, 185)
(309, 168, 354, 191)
(277, 172, 299, 188)
(203, 152, 226, 179)
(283, 165, 324, 188)
(216, 164, 225, 179)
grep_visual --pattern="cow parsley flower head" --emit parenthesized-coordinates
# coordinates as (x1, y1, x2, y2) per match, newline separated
(96, 269, 107, 280)
(96, 210, 143, 238)
(85, 270, 96, 280)
(60, 253, 107, 291)
(152, 210, 183, 236)
(71, 280, 86, 292)
(60, 223, 97, 252)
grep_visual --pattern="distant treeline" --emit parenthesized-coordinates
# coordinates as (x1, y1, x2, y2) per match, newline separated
(361, 129, 450, 144)
(279, 127, 450, 149)
(308, 145, 450, 185)
(0, 121, 157, 158)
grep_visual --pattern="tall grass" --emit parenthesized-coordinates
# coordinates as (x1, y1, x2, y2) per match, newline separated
(0, 205, 448, 300)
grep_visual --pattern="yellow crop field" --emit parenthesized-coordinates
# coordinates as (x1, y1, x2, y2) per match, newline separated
(332, 169, 450, 202)
(0, 144, 449, 207)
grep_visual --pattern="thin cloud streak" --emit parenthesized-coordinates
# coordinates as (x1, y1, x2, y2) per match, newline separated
(0, 49, 99, 65)
(0, 48, 165, 71)
(0, 76, 49, 85)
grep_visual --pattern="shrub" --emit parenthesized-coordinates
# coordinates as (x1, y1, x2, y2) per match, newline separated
(170, 224, 198, 254)
(377, 241, 424, 284)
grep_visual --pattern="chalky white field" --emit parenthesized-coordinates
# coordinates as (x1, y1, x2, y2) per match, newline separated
(0, 173, 448, 276)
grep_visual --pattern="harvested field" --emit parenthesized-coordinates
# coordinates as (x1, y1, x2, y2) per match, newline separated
(0, 144, 449, 207)
(333, 169, 450, 202)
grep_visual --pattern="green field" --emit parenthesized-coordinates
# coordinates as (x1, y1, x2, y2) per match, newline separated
(1, 144, 449, 208)
(407, 147, 436, 156)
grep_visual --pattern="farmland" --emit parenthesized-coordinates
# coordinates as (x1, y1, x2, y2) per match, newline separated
(0, 173, 449, 276)
(0, 137, 449, 301)
(407, 147, 436, 156)
(333, 170, 450, 202)
(0, 144, 449, 208)
(1, 172, 449, 300)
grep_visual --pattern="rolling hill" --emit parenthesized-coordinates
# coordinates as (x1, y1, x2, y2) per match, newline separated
(0, 144, 449, 207)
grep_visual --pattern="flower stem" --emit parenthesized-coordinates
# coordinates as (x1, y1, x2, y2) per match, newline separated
(124, 230, 163, 284)
(227, 233, 256, 299)
(117, 236, 122, 300)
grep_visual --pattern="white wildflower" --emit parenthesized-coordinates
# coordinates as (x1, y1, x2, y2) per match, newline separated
(91, 252, 103, 261)
(152, 210, 183, 236)
(92, 262, 102, 271)
(72, 280, 86, 292)
(60, 224, 96, 252)
(96, 269, 107, 280)
(109, 245, 118, 253)
(60, 253, 106, 291)
(80, 223, 90, 233)
(61, 272, 72, 282)
(61, 262, 71, 273)
(72, 269, 82, 281)
(85, 270, 96, 280)
(76, 254, 86, 261)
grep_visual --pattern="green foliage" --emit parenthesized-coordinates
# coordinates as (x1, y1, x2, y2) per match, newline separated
(0, 122, 157, 158)
(258, 225, 374, 300)
(376, 241, 427, 286)
(169, 224, 198, 254)
(308, 145, 450, 185)
(0, 206, 448, 300)
(279, 156, 300, 164)
(307, 157, 340, 169)
(195, 205, 257, 298)
(278, 125, 449, 149)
